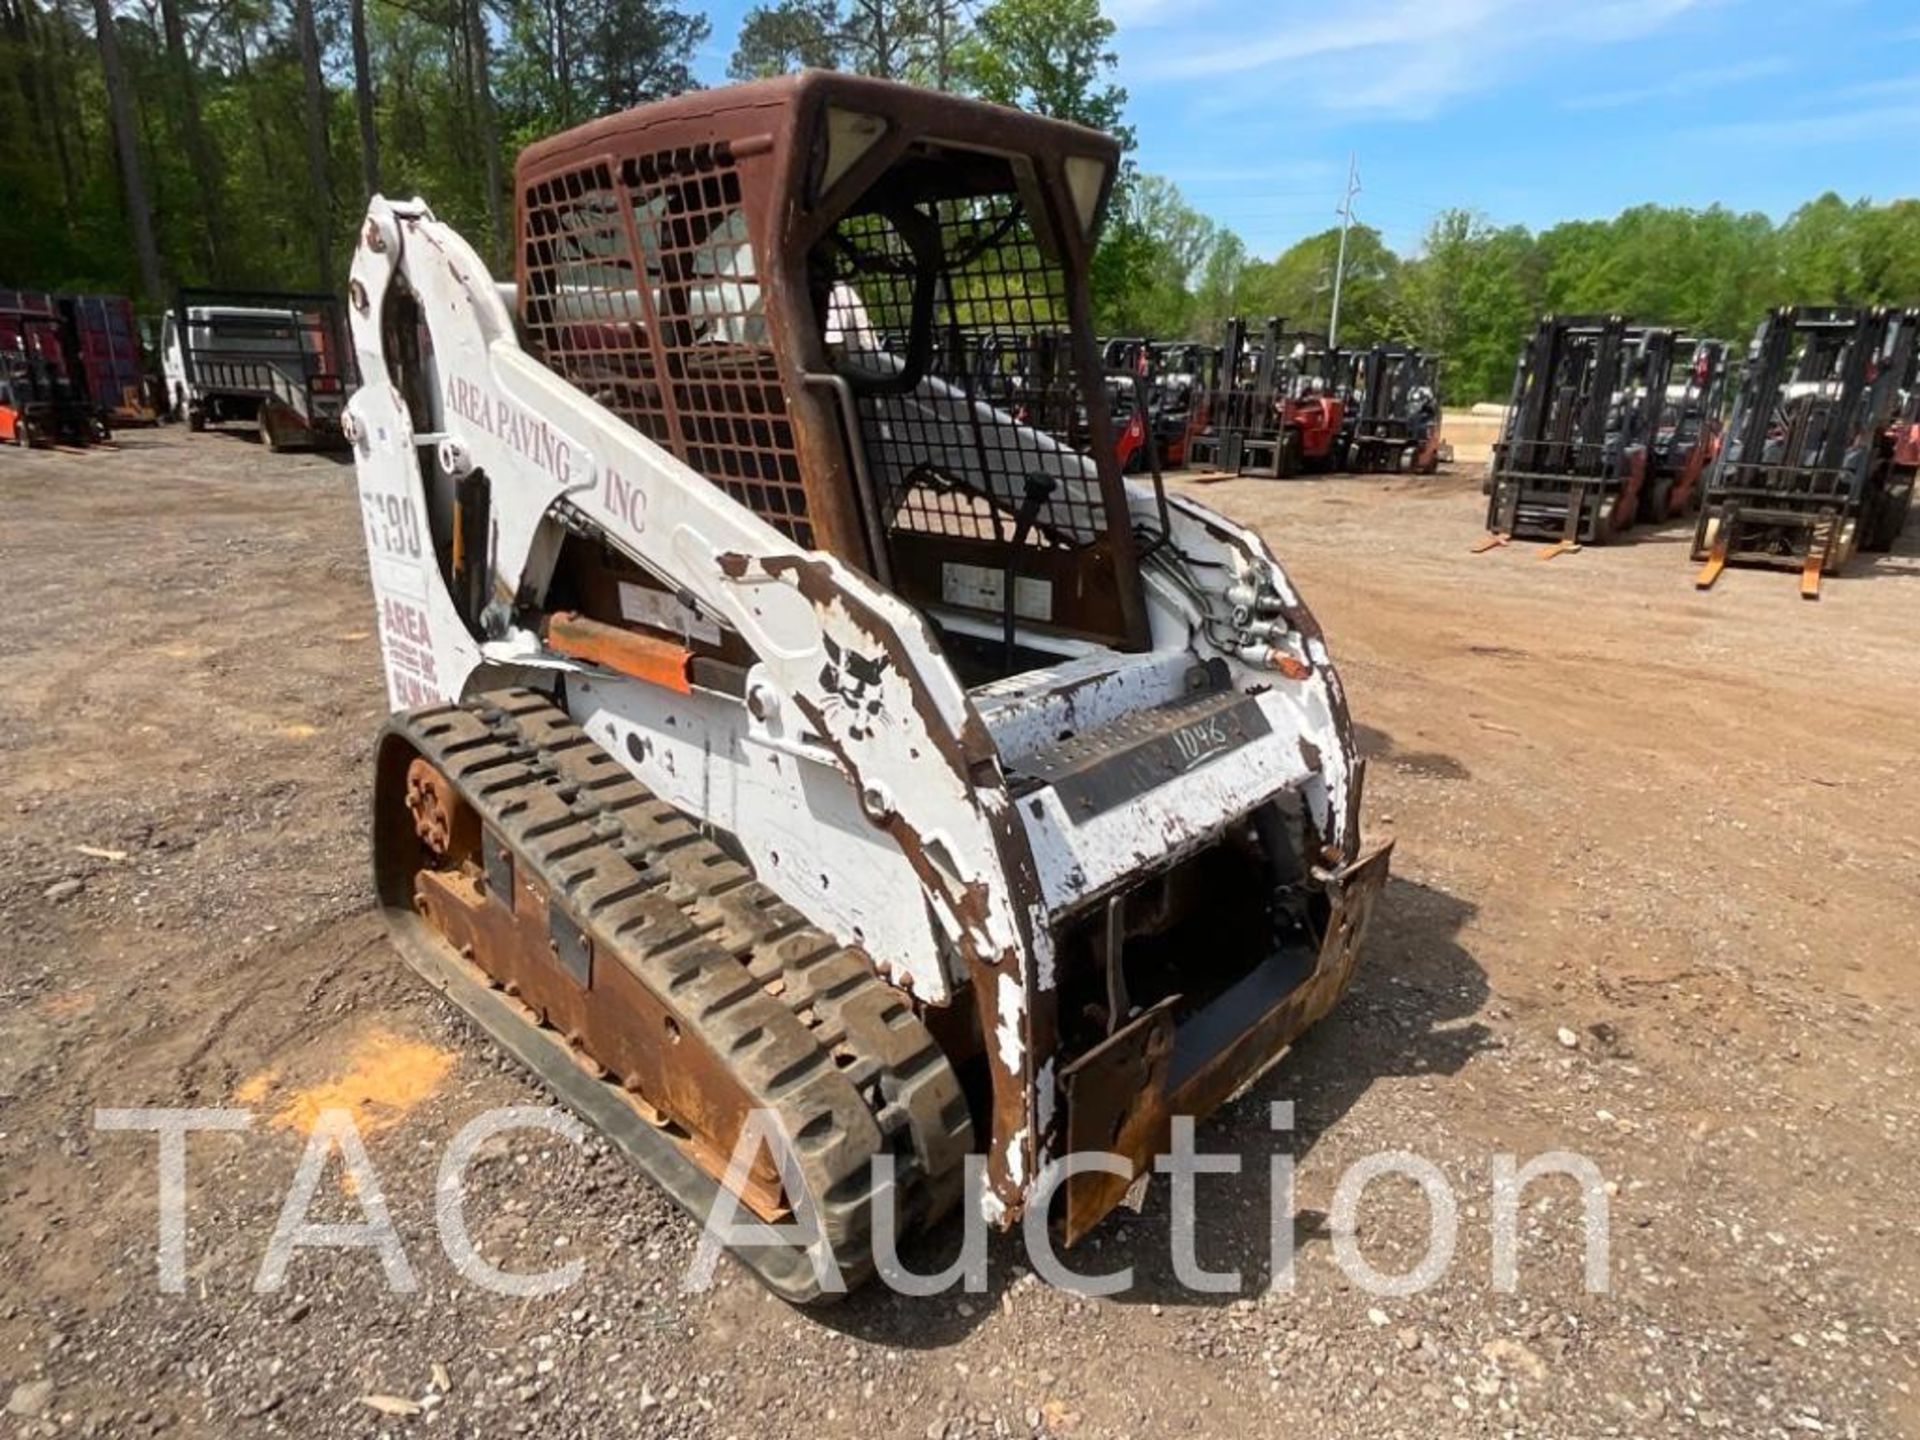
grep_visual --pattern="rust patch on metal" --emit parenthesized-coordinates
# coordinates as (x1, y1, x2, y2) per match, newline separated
(1060, 998, 1176, 1245)
(545, 611, 694, 693)
(1055, 841, 1394, 1243)
(405, 756, 475, 857)
(413, 865, 785, 1216)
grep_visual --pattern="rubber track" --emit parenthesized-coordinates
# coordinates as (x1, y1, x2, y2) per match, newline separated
(388, 689, 973, 1287)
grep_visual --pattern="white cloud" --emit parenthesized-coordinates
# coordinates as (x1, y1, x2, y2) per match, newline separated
(1122, 0, 1720, 121)
(1704, 100, 1920, 147)
(1561, 55, 1790, 111)
(1133, 0, 1499, 82)
(1555, 0, 1705, 44)
(1834, 70, 1920, 101)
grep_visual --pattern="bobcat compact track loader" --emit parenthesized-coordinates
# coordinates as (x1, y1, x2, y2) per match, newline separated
(345, 73, 1391, 1301)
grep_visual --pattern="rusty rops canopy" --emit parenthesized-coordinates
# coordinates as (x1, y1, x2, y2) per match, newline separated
(511, 71, 1148, 650)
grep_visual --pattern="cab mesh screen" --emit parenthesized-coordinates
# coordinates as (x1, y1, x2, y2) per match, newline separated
(520, 149, 812, 546)
(825, 191, 1113, 550)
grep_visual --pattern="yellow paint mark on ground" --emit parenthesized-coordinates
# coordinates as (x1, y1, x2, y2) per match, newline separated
(279, 723, 320, 740)
(233, 1067, 280, 1106)
(236, 1028, 456, 1138)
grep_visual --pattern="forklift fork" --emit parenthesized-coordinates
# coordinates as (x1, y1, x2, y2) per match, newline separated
(1537, 484, 1586, 559)
(1476, 482, 1521, 553)
(1800, 516, 1835, 601)
(1694, 508, 1733, 590)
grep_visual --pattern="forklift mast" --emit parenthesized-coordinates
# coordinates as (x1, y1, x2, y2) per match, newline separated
(1483, 313, 1653, 548)
(1693, 306, 1919, 596)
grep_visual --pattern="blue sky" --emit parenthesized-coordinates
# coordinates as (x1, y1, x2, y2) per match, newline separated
(690, 0, 1920, 261)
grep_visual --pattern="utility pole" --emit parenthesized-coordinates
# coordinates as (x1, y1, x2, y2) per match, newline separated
(1328, 152, 1361, 348)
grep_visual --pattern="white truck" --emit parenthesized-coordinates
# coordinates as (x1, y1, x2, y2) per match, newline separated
(161, 289, 354, 450)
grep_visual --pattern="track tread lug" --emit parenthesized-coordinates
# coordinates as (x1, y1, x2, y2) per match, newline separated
(379, 690, 974, 1295)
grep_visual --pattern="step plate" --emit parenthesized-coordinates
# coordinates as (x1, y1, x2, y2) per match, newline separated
(1014, 688, 1271, 825)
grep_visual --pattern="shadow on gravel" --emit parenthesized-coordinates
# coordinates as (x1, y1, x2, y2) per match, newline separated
(1611, 517, 1701, 549)
(819, 872, 1491, 1348)
(1840, 525, 1920, 584)
(1356, 722, 1473, 783)
(179, 429, 355, 466)
(1607, 515, 1920, 582)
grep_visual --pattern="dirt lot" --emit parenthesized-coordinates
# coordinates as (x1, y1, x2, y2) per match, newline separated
(3, 426, 1918, 1439)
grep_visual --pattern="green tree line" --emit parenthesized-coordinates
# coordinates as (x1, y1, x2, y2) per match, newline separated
(0, 0, 710, 298)
(3, 0, 1915, 402)
(1108, 192, 1920, 402)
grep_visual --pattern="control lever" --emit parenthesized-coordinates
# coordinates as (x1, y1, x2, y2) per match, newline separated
(1003, 473, 1057, 675)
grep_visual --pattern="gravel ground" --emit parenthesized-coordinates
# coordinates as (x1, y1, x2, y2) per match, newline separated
(2, 428, 1917, 1438)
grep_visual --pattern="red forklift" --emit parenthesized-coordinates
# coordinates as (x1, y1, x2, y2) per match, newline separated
(1186, 316, 1285, 474)
(1343, 344, 1441, 474)
(1694, 306, 1918, 598)
(1187, 318, 1352, 479)
(1100, 337, 1155, 473)
(1151, 341, 1219, 470)
(2, 290, 150, 428)
(1644, 337, 1727, 521)
(1478, 314, 1660, 557)
(0, 305, 110, 448)
(1097, 337, 1226, 473)
(1275, 329, 1350, 474)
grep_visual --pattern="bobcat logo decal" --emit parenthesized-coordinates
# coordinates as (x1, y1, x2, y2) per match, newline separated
(818, 634, 890, 742)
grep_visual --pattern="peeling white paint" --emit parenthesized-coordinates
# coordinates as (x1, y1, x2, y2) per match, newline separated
(353, 196, 1038, 1006)
(1002, 1125, 1029, 1192)
(349, 193, 1371, 1230)
(979, 1189, 1008, 1227)
(994, 972, 1027, 1074)
(1030, 900, 1057, 991)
